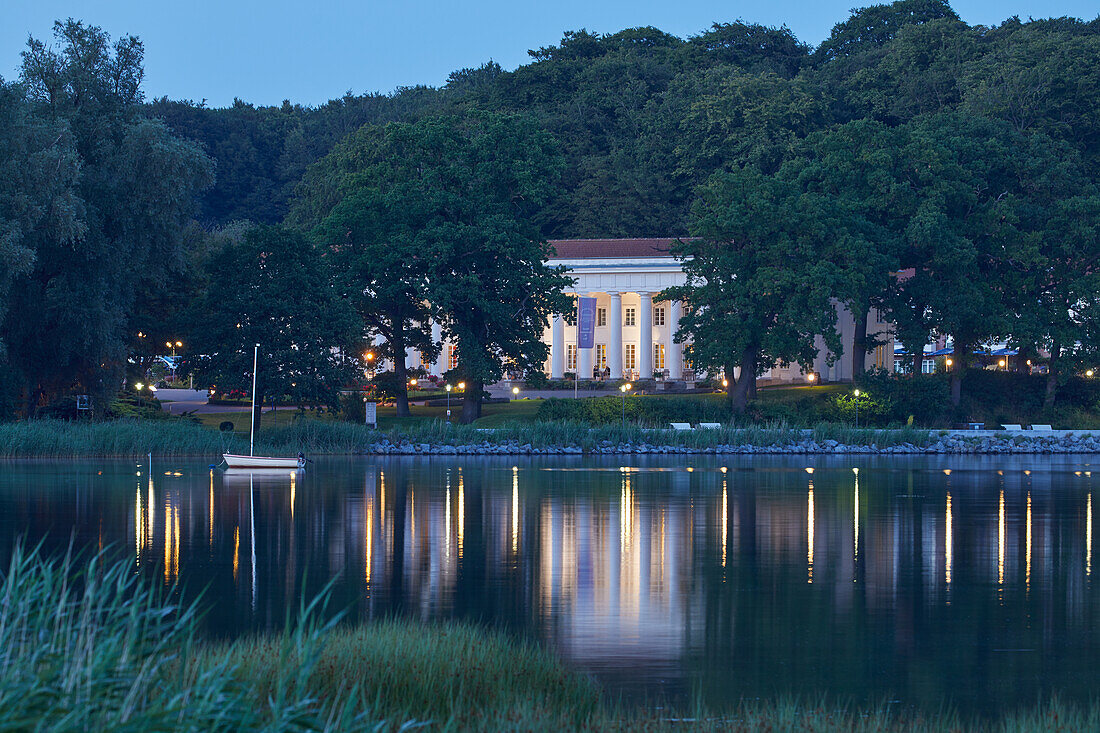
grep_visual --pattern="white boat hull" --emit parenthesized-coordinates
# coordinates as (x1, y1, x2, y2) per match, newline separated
(223, 453, 304, 469)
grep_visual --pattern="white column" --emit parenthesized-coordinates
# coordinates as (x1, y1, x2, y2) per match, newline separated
(668, 300, 683, 379)
(638, 292, 653, 379)
(431, 321, 444, 376)
(550, 314, 565, 379)
(608, 292, 623, 379)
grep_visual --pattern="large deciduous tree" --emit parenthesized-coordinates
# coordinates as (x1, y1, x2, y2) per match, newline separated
(317, 186, 438, 418)
(661, 165, 845, 415)
(3, 20, 212, 414)
(187, 225, 361, 431)
(296, 113, 572, 424)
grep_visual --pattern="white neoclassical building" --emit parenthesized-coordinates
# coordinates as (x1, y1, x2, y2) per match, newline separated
(404, 237, 895, 384)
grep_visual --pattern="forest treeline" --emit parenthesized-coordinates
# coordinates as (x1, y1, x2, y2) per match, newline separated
(2, 0, 1099, 421)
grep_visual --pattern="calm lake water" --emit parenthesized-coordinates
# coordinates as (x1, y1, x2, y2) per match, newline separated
(2, 454, 1099, 715)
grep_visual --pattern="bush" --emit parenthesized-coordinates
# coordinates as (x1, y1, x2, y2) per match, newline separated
(524, 370, 548, 388)
(856, 371, 951, 425)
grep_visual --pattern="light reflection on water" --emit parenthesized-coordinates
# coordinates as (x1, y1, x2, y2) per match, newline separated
(2, 454, 1099, 715)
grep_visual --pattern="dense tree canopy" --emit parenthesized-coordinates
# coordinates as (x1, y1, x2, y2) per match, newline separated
(297, 113, 573, 423)
(3, 2, 1099, 420)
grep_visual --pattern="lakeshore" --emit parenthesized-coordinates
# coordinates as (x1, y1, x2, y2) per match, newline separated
(3, 417, 1100, 458)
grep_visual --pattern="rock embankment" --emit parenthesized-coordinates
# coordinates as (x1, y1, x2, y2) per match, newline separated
(358, 433, 1100, 456)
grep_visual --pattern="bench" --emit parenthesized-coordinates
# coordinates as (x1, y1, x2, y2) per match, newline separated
(670, 422, 692, 431)
(1029, 424, 1053, 431)
(698, 422, 721, 429)
(1002, 424, 1024, 431)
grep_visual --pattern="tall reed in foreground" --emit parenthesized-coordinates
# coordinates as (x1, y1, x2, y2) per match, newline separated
(0, 543, 378, 731)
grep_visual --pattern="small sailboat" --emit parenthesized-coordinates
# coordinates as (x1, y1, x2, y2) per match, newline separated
(222, 344, 305, 470)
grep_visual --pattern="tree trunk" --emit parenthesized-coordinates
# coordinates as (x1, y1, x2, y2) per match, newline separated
(950, 339, 968, 408)
(724, 362, 737, 415)
(852, 309, 869, 380)
(1015, 346, 1031, 374)
(1044, 346, 1060, 408)
(730, 346, 758, 415)
(392, 320, 411, 418)
(460, 378, 483, 424)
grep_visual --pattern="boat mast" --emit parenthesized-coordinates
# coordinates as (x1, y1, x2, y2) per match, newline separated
(250, 343, 258, 457)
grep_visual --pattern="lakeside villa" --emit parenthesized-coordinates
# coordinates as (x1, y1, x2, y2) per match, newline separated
(404, 238, 897, 385)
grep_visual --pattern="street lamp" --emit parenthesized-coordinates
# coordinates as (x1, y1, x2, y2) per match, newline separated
(445, 383, 452, 421)
(458, 381, 465, 391)
(1088, 370, 1095, 378)
(511, 386, 520, 398)
(620, 382, 632, 428)
(721, 378, 728, 389)
(807, 373, 816, 384)
(853, 388, 862, 429)
(998, 359, 1006, 369)
(946, 358, 953, 367)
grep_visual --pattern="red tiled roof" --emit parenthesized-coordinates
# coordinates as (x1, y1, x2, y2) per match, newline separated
(547, 238, 683, 259)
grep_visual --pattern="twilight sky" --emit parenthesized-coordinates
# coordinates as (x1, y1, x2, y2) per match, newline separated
(4, 0, 1098, 108)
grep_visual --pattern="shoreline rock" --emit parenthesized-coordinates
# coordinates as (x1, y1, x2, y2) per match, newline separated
(358, 433, 1100, 456)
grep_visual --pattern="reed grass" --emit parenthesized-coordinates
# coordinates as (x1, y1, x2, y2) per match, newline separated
(0, 417, 948, 457)
(2, 544, 1097, 732)
(213, 621, 599, 731)
(0, 543, 379, 731)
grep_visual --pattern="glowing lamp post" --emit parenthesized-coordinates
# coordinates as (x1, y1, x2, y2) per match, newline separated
(445, 384, 452, 421)
(854, 388, 862, 429)
(620, 382, 632, 428)
(512, 386, 520, 398)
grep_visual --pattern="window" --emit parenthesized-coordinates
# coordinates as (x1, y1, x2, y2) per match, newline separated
(595, 344, 607, 370)
(893, 358, 906, 374)
(654, 344, 665, 370)
(567, 344, 577, 371)
(654, 307, 665, 326)
(624, 308, 636, 327)
(448, 344, 458, 371)
(597, 308, 606, 327)
(874, 345, 885, 369)
(625, 344, 636, 370)
(420, 353, 432, 370)
(922, 358, 935, 374)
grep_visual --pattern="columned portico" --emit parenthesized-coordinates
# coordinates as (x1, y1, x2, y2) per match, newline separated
(431, 320, 444, 376)
(608, 292, 623, 379)
(550, 314, 565, 379)
(638, 293, 653, 379)
(668, 300, 683, 379)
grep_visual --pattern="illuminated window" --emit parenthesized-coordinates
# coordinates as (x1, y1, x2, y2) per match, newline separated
(567, 344, 577, 371)
(625, 344, 636, 370)
(654, 307, 665, 326)
(624, 308, 636, 327)
(595, 344, 607, 369)
(420, 353, 432, 370)
(447, 344, 458, 370)
(874, 345, 885, 369)
(654, 344, 665, 370)
(597, 308, 606, 327)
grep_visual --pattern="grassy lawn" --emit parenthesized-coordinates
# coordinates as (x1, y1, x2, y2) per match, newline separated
(195, 397, 546, 433)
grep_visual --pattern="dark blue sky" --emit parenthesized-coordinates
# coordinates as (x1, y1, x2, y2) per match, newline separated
(5, 0, 1098, 108)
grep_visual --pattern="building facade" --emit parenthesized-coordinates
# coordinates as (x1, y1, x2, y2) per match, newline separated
(405, 237, 895, 384)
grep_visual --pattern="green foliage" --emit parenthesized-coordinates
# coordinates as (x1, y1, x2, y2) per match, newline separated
(828, 392, 894, 426)
(2, 20, 213, 415)
(0, 543, 391, 730)
(297, 112, 573, 422)
(662, 164, 847, 413)
(187, 225, 361, 411)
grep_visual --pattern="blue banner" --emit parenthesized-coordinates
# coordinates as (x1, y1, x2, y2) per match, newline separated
(577, 297, 597, 349)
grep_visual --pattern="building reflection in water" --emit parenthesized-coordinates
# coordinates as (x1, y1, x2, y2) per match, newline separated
(6, 456, 1100, 715)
